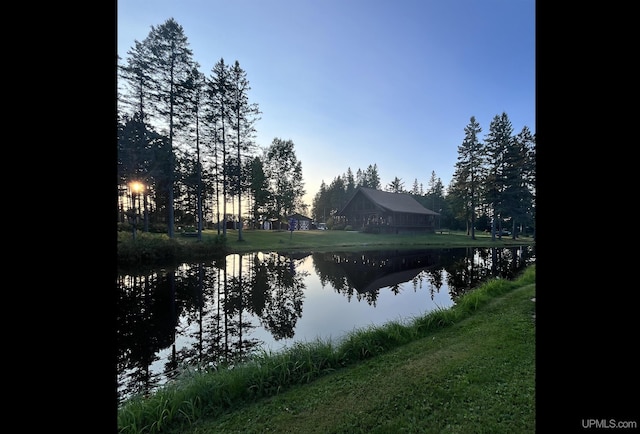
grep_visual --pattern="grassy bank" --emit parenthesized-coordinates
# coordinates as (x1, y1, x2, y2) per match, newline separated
(117, 228, 535, 267)
(117, 265, 536, 433)
(220, 228, 533, 253)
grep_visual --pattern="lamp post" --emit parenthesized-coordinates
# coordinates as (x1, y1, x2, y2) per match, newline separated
(130, 181, 144, 241)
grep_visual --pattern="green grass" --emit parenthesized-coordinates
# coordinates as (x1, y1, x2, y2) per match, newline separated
(117, 228, 535, 266)
(223, 228, 533, 253)
(117, 265, 536, 433)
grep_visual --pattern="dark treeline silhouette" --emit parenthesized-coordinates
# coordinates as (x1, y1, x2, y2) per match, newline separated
(117, 18, 304, 241)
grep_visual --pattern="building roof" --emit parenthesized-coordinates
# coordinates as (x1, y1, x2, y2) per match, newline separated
(338, 187, 440, 216)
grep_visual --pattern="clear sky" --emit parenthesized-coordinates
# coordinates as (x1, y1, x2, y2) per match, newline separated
(117, 0, 535, 208)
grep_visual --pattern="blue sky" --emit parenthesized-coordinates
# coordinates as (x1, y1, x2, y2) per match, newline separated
(117, 0, 535, 207)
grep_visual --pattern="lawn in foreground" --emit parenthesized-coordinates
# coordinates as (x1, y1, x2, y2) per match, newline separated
(175, 282, 536, 433)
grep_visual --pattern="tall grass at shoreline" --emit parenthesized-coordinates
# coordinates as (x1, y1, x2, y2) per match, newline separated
(117, 264, 535, 434)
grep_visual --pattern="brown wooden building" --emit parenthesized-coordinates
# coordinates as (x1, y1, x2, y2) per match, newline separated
(335, 187, 440, 234)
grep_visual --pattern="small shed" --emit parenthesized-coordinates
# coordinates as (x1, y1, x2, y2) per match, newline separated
(286, 213, 313, 230)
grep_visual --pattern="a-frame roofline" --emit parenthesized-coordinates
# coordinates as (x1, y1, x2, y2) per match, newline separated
(337, 186, 439, 216)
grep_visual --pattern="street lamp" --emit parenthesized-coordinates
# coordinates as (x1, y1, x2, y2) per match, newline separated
(130, 181, 144, 240)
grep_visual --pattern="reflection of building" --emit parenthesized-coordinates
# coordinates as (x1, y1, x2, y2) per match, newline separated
(318, 249, 440, 294)
(286, 213, 312, 230)
(358, 268, 431, 293)
(276, 251, 312, 261)
(336, 187, 439, 233)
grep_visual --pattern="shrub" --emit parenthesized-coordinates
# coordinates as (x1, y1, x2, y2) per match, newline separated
(117, 232, 226, 266)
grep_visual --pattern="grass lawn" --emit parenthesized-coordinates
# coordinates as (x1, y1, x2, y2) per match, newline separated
(182, 284, 536, 433)
(189, 228, 533, 253)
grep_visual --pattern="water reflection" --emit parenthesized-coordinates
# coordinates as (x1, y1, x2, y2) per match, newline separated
(117, 246, 535, 404)
(312, 249, 442, 305)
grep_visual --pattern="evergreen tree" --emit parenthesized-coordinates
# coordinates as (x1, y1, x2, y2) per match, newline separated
(228, 60, 261, 241)
(524, 129, 536, 239)
(411, 178, 420, 195)
(355, 168, 365, 187)
(509, 126, 536, 237)
(453, 116, 485, 239)
(311, 180, 329, 223)
(426, 170, 445, 216)
(447, 175, 471, 233)
(208, 58, 232, 237)
(264, 138, 305, 220)
(386, 177, 405, 193)
(119, 40, 154, 120)
(328, 176, 346, 215)
(344, 168, 356, 199)
(484, 112, 513, 239)
(183, 65, 207, 239)
(249, 156, 270, 228)
(143, 18, 196, 238)
(118, 113, 154, 185)
(117, 113, 169, 229)
(364, 164, 381, 189)
(118, 35, 161, 229)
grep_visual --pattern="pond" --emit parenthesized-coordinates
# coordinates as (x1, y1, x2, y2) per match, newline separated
(116, 245, 535, 404)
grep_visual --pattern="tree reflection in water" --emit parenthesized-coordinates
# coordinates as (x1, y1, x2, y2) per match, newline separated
(116, 246, 535, 404)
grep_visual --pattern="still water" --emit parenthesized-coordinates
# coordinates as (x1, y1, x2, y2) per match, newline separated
(116, 246, 535, 404)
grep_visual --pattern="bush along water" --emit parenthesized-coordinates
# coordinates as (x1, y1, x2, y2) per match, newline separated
(117, 231, 227, 267)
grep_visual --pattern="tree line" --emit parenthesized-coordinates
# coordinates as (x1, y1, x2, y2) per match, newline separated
(311, 113, 535, 239)
(450, 114, 535, 239)
(118, 18, 305, 241)
(311, 164, 446, 228)
(118, 18, 535, 241)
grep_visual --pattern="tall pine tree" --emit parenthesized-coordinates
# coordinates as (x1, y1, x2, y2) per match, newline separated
(143, 18, 196, 238)
(208, 58, 232, 237)
(453, 116, 484, 239)
(484, 112, 514, 239)
(228, 60, 261, 241)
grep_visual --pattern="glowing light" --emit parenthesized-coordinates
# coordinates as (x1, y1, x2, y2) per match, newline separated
(130, 181, 144, 194)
